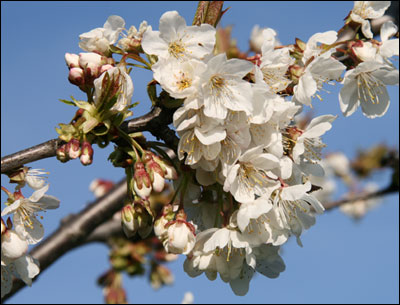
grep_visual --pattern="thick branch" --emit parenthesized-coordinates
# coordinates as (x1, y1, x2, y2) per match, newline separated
(1, 106, 179, 174)
(323, 185, 398, 211)
(2, 178, 128, 302)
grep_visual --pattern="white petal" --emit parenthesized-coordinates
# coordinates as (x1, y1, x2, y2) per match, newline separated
(37, 195, 60, 210)
(229, 264, 255, 296)
(13, 255, 40, 286)
(159, 11, 186, 41)
(380, 20, 398, 42)
(339, 76, 360, 117)
(293, 71, 316, 106)
(29, 184, 49, 203)
(359, 84, 390, 118)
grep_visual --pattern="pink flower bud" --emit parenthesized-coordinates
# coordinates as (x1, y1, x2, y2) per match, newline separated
(133, 162, 152, 199)
(89, 179, 114, 198)
(100, 64, 114, 74)
(143, 152, 165, 193)
(79, 52, 104, 79)
(80, 141, 94, 166)
(68, 67, 85, 86)
(56, 144, 70, 163)
(66, 139, 81, 159)
(65, 53, 80, 68)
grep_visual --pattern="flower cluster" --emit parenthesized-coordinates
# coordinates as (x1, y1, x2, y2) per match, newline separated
(1, 168, 60, 297)
(135, 10, 346, 295)
(50, 1, 398, 297)
(340, 1, 399, 118)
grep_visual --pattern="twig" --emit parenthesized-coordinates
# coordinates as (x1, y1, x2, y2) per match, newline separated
(1, 106, 179, 175)
(323, 185, 398, 211)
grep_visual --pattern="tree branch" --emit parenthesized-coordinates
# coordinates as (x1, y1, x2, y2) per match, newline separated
(1, 106, 179, 175)
(1, 178, 128, 303)
(323, 185, 398, 211)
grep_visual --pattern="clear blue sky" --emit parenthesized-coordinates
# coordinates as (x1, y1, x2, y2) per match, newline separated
(1, 1, 399, 304)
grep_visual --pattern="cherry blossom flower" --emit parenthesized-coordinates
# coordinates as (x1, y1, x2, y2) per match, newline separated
(350, 1, 391, 39)
(199, 53, 254, 119)
(271, 181, 324, 246)
(79, 15, 125, 55)
(339, 61, 399, 118)
(141, 11, 216, 62)
(223, 146, 280, 203)
(1, 254, 40, 297)
(1, 184, 60, 244)
(93, 65, 134, 113)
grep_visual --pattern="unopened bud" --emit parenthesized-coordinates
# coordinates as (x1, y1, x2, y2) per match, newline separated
(65, 53, 80, 68)
(121, 204, 137, 238)
(150, 263, 174, 290)
(68, 67, 85, 86)
(80, 141, 94, 166)
(143, 152, 165, 193)
(152, 153, 178, 180)
(79, 52, 104, 81)
(154, 204, 175, 240)
(89, 179, 115, 198)
(66, 138, 81, 159)
(100, 64, 114, 74)
(56, 144, 70, 163)
(133, 162, 152, 199)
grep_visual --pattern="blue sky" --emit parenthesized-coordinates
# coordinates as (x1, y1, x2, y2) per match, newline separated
(1, 1, 399, 304)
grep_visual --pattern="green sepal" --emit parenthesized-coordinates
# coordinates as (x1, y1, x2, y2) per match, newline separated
(59, 99, 76, 106)
(55, 123, 79, 142)
(147, 80, 158, 106)
(109, 44, 124, 55)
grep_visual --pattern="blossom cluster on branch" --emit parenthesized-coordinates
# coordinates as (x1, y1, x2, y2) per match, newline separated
(1, 168, 60, 298)
(1, 0, 399, 300)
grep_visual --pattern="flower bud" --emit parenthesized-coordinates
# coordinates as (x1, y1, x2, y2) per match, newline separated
(133, 162, 152, 199)
(80, 141, 94, 166)
(151, 153, 178, 180)
(65, 53, 80, 68)
(79, 52, 105, 81)
(163, 219, 196, 255)
(100, 64, 114, 74)
(121, 204, 137, 238)
(68, 67, 85, 86)
(143, 152, 165, 193)
(150, 263, 174, 290)
(66, 138, 81, 159)
(89, 179, 114, 198)
(56, 144, 70, 163)
(1, 229, 29, 260)
(154, 205, 174, 240)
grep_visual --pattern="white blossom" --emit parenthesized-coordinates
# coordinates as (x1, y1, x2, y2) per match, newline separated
(79, 15, 125, 54)
(339, 61, 399, 118)
(1, 184, 60, 244)
(199, 53, 254, 120)
(141, 11, 216, 62)
(93, 65, 134, 112)
(350, 1, 391, 39)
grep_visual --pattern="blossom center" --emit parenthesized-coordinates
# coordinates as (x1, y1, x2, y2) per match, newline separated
(176, 72, 192, 91)
(168, 41, 186, 59)
(357, 72, 384, 104)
